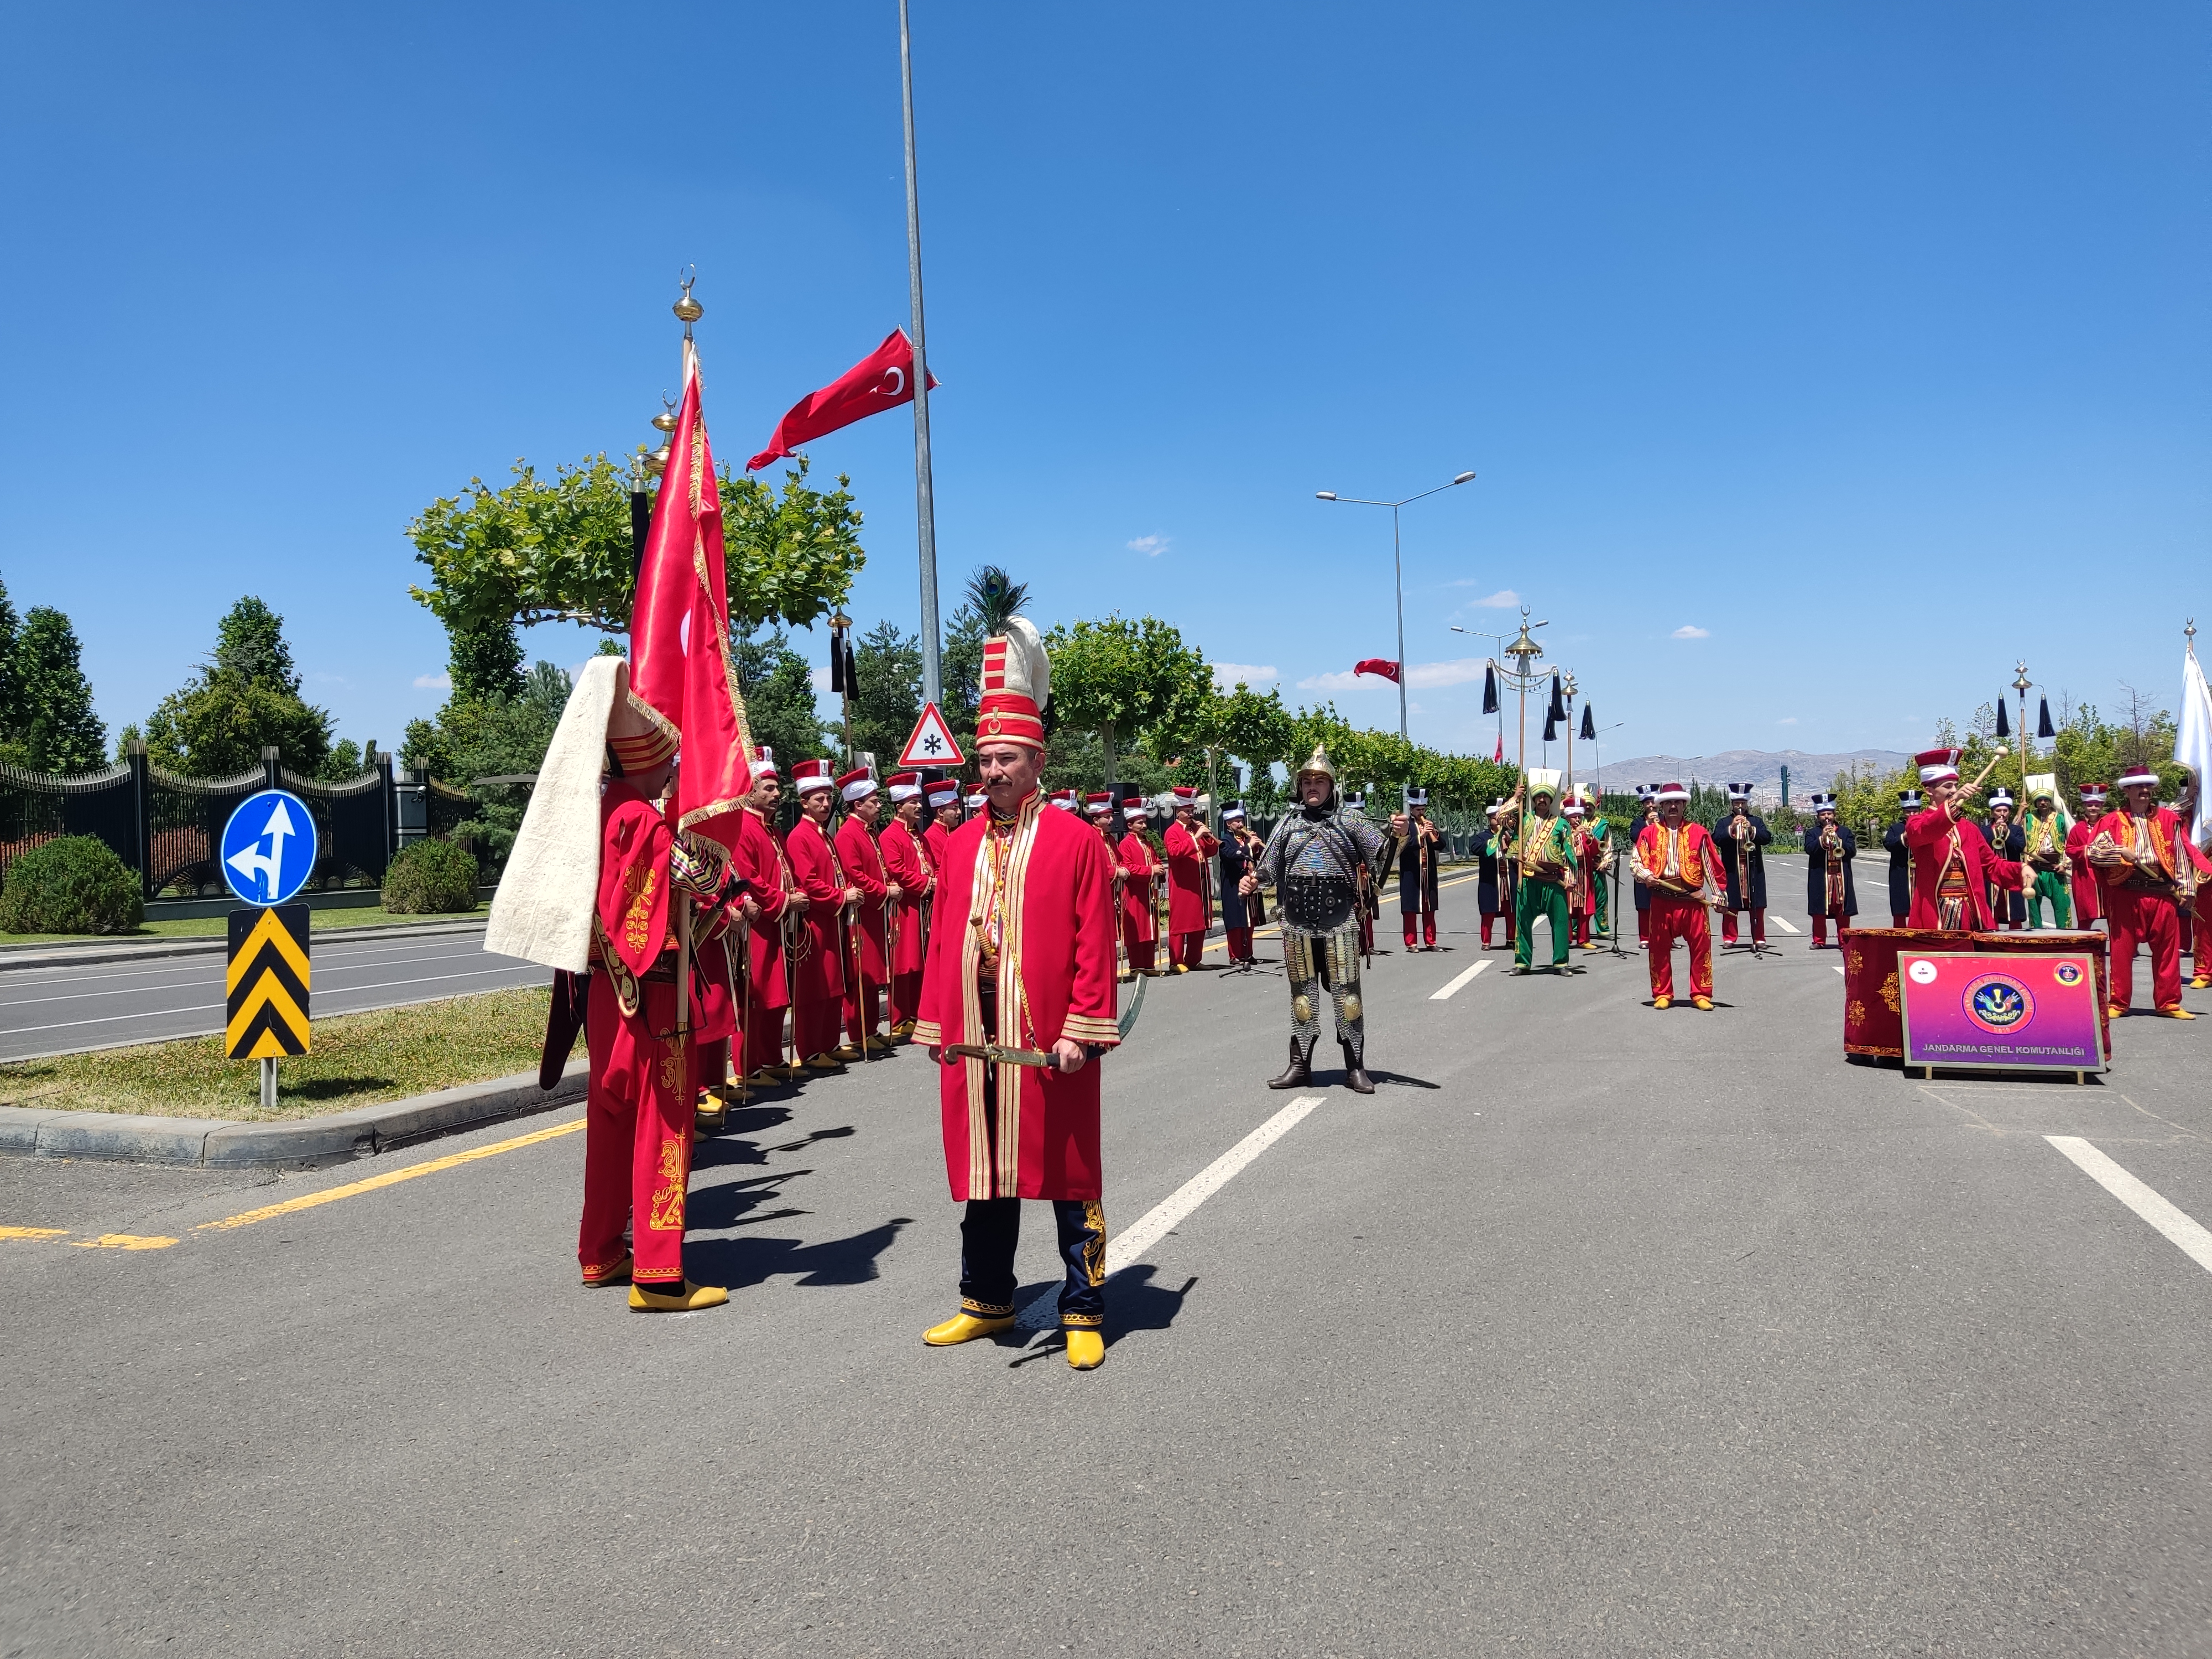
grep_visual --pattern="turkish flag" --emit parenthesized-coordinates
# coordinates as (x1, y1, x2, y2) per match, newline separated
(630, 342, 752, 850)
(1492, 734, 1504, 763)
(1354, 658, 1401, 683)
(747, 329, 941, 472)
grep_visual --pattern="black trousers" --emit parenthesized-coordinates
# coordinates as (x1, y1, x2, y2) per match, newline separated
(959, 1197, 1108, 1328)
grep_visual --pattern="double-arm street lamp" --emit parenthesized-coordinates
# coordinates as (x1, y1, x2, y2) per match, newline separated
(1315, 471, 1477, 740)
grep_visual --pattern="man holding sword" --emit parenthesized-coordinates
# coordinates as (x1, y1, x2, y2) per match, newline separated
(913, 619, 1122, 1371)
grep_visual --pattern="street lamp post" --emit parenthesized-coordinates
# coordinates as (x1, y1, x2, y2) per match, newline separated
(1315, 471, 1477, 742)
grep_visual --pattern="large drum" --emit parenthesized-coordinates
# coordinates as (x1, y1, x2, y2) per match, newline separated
(1840, 927, 2110, 1061)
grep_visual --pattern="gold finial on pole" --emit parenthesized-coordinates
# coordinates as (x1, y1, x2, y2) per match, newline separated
(672, 268, 702, 338)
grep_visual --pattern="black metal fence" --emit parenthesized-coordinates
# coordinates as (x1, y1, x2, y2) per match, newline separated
(0, 743, 496, 901)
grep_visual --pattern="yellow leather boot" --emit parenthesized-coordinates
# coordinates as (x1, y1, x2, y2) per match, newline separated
(1065, 1328, 1104, 1370)
(922, 1311, 1016, 1345)
(628, 1281, 729, 1312)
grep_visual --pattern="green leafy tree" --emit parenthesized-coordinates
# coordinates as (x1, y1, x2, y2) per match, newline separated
(843, 619, 922, 768)
(401, 660, 576, 870)
(735, 625, 833, 772)
(1046, 614, 1213, 786)
(406, 454, 868, 688)
(3, 607, 108, 775)
(937, 565, 1030, 752)
(141, 597, 331, 777)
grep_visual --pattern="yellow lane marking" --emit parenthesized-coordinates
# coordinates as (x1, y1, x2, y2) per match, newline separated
(70, 1234, 178, 1250)
(196, 1115, 586, 1233)
(1, 1225, 69, 1241)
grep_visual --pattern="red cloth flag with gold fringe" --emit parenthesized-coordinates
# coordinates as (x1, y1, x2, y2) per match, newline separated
(629, 342, 752, 851)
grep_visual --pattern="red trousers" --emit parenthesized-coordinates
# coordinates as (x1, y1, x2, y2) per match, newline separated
(580, 975, 693, 1289)
(744, 990, 787, 1075)
(2193, 897, 2210, 978)
(1811, 906, 1848, 945)
(843, 973, 882, 1045)
(1636, 910, 1647, 942)
(1172, 930, 1204, 969)
(1402, 911, 1436, 948)
(1227, 926, 1254, 961)
(1720, 908, 1766, 946)
(2107, 889, 2183, 1011)
(1359, 911, 1375, 955)
(793, 995, 842, 1060)
(1124, 932, 1156, 973)
(1573, 910, 1591, 946)
(1892, 914, 1908, 928)
(1646, 895, 1713, 1001)
(889, 969, 924, 1027)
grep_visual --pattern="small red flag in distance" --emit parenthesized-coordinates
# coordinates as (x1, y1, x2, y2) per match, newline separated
(1353, 659, 1401, 683)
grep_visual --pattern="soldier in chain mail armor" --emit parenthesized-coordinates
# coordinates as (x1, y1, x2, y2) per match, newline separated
(1255, 744, 1394, 1094)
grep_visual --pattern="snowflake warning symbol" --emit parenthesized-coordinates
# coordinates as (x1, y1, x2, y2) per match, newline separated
(896, 701, 966, 768)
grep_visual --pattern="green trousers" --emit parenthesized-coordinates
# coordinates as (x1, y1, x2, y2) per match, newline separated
(2025, 869, 2073, 930)
(1514, 879, 1572, 969)
(1592, 868, 1610, 936)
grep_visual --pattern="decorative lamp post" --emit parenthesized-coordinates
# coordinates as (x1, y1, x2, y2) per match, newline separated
(1313, 471, 1477, 740)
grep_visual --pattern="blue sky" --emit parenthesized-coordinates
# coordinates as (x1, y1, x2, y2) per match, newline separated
(2, 2, 2204, 768)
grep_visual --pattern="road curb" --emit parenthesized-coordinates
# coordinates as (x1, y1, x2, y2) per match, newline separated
(0, 919, 492, 974)
(0, 1058, 586, 1170)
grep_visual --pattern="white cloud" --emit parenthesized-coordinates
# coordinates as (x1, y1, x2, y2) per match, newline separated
(1671, 625, 1710, 639)
(1297, 670, 1365, 691)
(810, 665, 833, 691)
(413, 672, 451, 690)
(1127, 534, 1171, 557)
(1406, 657, 1491, 689)
(1777, 717, 1799, 726)
(1473, 588, 1520, 608)
(1212, 662, 1278, 690)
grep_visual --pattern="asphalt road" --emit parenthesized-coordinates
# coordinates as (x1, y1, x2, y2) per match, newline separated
(4, 865, 2210, 1657)
(0, 925, 546, 1061)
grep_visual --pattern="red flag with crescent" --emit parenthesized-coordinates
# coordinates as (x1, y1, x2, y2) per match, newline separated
(746, 328, 941, 472)
(1354, 658, 1401, 683)
(629, 342, 752, 849)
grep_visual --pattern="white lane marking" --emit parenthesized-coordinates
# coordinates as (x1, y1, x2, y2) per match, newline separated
(0, 966, 538, 1041)
(1833, 964, 1846, 975)
(1016, 1094, 1326, 1329)
(0, 932, 493, 994)
(1770, 916, 1802, 935)
(2045, 1136, 2212, 1276)
(1431, 958, 1492, 1000)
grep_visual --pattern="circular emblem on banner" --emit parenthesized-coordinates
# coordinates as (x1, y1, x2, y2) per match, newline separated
(1907, 959, 1938, 985)
(1962, 972, 2034, 1034)
(2053, 961, 2083, 987)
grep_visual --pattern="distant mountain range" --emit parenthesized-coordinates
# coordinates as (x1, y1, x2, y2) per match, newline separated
(1594, 749, 1909, 805)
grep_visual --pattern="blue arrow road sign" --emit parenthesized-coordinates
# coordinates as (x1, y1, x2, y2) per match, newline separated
(221, 790, 319, 907)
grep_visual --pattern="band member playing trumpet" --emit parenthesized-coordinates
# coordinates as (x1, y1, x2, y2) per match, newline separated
(1219, 801, 1265, 968)
(1391, 788, 1444, 950)
(1714, 784, 1772, 947)
(1630, 781, 1722, 1009)
(1803, 792, 1857, 948)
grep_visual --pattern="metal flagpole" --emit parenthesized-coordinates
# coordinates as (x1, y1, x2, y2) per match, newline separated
(899, 0, 943, 709)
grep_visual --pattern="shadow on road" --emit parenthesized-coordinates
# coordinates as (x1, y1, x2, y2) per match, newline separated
(690, 1215, 913, 1290)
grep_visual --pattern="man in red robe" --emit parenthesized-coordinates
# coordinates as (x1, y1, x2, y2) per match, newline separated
(785, 760, 857, 1069)
(915, 618, 1121, 1371)
(833, 766, 893, 1058)
(1162, 785, 1219, 972)
(732, 749, 795, 1085)
(1118, 796, 1164, 977)
(923, 779, 962, 880)
(2086, 768, 2199, 1018)
(581, 712, 744, 1312)
(2065, 784, 2108, 928)
(1629, 781, 1722, 1009)
(878, 770, 935, 1039)
(1903, 747, 2024, 931)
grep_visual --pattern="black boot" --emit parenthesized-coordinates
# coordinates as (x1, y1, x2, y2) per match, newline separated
(1267, 1037, 1313, 1090)
(1340, 1040, 1375, 1094)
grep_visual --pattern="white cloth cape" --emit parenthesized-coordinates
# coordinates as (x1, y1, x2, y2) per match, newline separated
(483, 656, 622, 973)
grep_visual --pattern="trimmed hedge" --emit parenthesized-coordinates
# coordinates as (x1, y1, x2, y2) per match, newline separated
(0, 836, 144, 935)
(382, 838, 480, 915)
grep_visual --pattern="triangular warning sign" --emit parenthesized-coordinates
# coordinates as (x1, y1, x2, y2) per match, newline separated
(896, 701, 966, 768)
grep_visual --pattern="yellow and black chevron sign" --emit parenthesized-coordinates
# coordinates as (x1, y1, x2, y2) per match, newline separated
(227, 904, 310, 1060)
